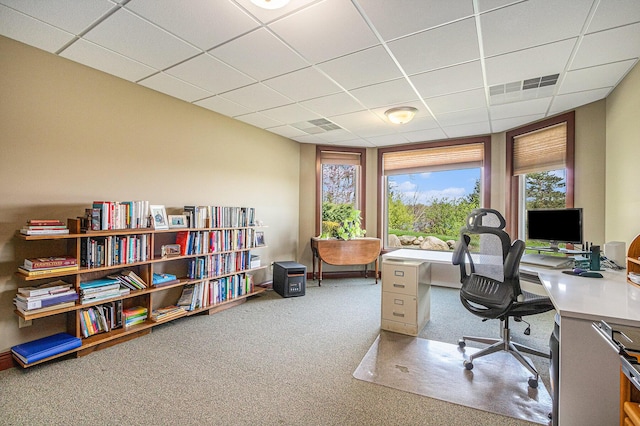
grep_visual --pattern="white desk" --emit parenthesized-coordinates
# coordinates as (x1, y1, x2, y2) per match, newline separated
(384, 249, 637, 425)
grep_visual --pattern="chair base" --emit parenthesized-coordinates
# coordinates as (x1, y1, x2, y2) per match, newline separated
(459, 319, 550, 388)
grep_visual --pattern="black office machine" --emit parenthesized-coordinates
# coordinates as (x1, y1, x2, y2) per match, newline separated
(273, 261, 306, 298)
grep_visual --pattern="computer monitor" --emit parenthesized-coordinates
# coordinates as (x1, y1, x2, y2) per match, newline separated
(526, 208, 583, 251)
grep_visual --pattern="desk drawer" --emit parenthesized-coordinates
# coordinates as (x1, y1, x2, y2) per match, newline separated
(381, 292, 417, 324)
(382, 264, 418, 295)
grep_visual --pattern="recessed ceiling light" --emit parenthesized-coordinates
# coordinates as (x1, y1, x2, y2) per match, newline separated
(385, 107, 418, 124)
(250, 0, 290, 9)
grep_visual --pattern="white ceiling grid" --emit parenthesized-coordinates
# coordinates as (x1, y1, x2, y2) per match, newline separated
(0, 0, 639, 147)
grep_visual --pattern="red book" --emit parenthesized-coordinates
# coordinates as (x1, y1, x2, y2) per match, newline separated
(23, 255, 77, 270)
(175, 231, 189, 256)
(27, 219, 65, 226)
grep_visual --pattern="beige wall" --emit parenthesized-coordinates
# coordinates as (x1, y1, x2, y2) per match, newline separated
(606, 61, 640, 248)
(0, 36, 300, 351)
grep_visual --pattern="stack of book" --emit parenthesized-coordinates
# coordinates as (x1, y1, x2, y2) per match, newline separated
(11, 332, 82, 365)
(79, 301, 123, 338)
(108, 270, 148, 290)
(90, 200, 150, 230)
(152, 272, 180, 287)
(150, 305, 186, 322)
(14, 280, 78, 314)
(79, 277, 129, 304)
(18, 255, 78, 277)
(20, 219, 69, 236)
(122, 306, 147, 327)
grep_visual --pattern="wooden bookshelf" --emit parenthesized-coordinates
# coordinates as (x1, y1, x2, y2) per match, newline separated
(12, 207, 267, 367)
(628, 234, 640, 288)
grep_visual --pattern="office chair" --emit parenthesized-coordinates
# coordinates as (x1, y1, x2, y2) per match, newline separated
(452, 208, 554, 388)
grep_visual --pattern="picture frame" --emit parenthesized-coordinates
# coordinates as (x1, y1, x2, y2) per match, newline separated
(254, 231, 265, 247)
(161, 244, 181, 257)
(168, 214, 188, 229)
(150, 205, 169, 230)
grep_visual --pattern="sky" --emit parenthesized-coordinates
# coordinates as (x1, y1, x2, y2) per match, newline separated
(388, 168, 481, 205)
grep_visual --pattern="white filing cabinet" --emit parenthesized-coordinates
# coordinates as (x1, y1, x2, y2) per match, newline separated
(381, 258, 431, 336)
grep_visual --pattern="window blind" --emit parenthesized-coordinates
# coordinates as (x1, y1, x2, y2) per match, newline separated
(320, 150, 361, 166)
(382, 143, 484, 175)
(513, 123, 566, 175)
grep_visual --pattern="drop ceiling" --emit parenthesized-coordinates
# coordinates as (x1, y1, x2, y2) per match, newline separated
(1, 0, 639, 147)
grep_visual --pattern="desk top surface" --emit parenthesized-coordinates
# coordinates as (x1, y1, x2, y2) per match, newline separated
(384, 248, 640, 327)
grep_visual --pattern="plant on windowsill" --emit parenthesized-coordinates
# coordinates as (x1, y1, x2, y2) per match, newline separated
(320, 204, 366, 240)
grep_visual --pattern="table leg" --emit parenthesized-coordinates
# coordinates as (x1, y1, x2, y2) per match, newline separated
(318, 261, 322, 286)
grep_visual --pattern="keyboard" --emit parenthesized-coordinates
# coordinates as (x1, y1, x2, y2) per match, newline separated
(521, 253, 574, 269)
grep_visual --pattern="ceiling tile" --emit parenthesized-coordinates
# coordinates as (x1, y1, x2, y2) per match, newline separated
(480, 0, 592, 56)
(269, 0, 379, 64)
(381, 115, 439, 132)
(0, 5, 74, 52)
(60, 39, 157, 82)
(316, 129, 360, 143)
(476, 0, 522, 13)
(489, 97, 551, 120)
(560, 59, 637, 94)
(388, 17, 480, 75)
(138, 72, 212, 102)
(410, 60, 484, 99)
(548, 87, 611, 115)
(126, 0, 259, 50)
(356, 0, 474, 41)
(234, 112, 283, 128)
(166, 53, 256, 94)
(316, 45, 402, 90)
(329, 139, 376, 147)
(572, 22, 640, 70)
(210, 27, 308, 81)
(365, 133, 410, 147)
(219, 83, 293, 111)
(485, 38, 576, 86)
(328, 110, 390, 134)
(425, 88, 487, 115)
(491, 114, 545, 133)
(84, 8, 200, 69)
(436, 107, 490, 127)
(300, 92, 365, 117)
(400, 127, 448, 143)
(350, 78, 417, 109)
(587, 0, 640, 34)
(442, 121, 491, 138)
(194, 96, 252, 117)
(263, 67, 342, 101)
(260, 103, 322, 124)
(0, 0, 114, 34)
(264, 125, 310, 138)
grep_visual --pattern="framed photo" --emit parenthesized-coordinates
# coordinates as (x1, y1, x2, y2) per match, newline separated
(168, 214, 188, 229)
(150, 205, 169, 230)
(254, 231, 265, 247)
(161, 244, 181, 257)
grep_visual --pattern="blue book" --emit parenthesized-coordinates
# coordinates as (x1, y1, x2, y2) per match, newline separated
(11, 332, 81, 365)
(152, 273, 177, 284)
(80, 277, 119, 290)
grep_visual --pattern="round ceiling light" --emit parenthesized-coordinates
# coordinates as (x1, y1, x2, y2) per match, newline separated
(385, 106, 418, 124)
(250, 0, 290, 9)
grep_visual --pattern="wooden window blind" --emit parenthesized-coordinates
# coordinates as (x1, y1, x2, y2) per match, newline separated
(513, 122, 567, 175)
(382, 143, 484, 175)
(320, 150, 361, 166)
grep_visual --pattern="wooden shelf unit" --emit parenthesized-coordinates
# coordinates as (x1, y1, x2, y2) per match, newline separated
(13, 215, 267, 367)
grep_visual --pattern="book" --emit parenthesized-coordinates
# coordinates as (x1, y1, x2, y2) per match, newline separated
(11, 332, 82, 364)
(27, 219, 65, 226)
(18, 280, 72, 297)
(14, 291, 78, 310)
(14, 301, 76, 315)
(18, 265, 79, 276)
(23, 255, 77, 270)
(20, 228, 70, 235)
(80, 277, 120, 290)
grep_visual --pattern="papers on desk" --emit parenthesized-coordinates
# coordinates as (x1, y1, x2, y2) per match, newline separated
(629, 272, 640, 285)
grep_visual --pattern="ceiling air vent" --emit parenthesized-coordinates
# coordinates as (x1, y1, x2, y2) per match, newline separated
(489, 73, 559, 105)
(292, 118, 342, 134)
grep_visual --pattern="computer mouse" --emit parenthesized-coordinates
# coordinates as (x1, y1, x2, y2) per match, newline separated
(579, 271, 603, 278)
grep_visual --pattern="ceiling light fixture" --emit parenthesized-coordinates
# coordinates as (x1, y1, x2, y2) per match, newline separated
(385, 106, 418, 124)
(250, 0, 290, 9)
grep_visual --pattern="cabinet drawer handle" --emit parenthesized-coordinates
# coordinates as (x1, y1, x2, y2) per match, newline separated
(393, 299, 404, 305)
(393, 312, 405, 317)
(393, 283, 405, 288)
(394, 270, 405, 277)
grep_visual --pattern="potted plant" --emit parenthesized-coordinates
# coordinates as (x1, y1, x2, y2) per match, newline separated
(320, 203, 365, 240)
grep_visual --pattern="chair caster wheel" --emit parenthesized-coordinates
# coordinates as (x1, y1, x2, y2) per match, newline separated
(458, 339, 466, 348)
(528, 377, 538, 388)
(463, 360, 473, 370)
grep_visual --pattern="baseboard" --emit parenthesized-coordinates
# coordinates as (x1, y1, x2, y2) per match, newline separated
(306, 270, 380, 281)
(0, 350, 17, 371)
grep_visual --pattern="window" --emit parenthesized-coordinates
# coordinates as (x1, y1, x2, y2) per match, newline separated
(378, 138, 491, 250)
(316, 146, 366, 237)
(506, 112, 575, 244)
